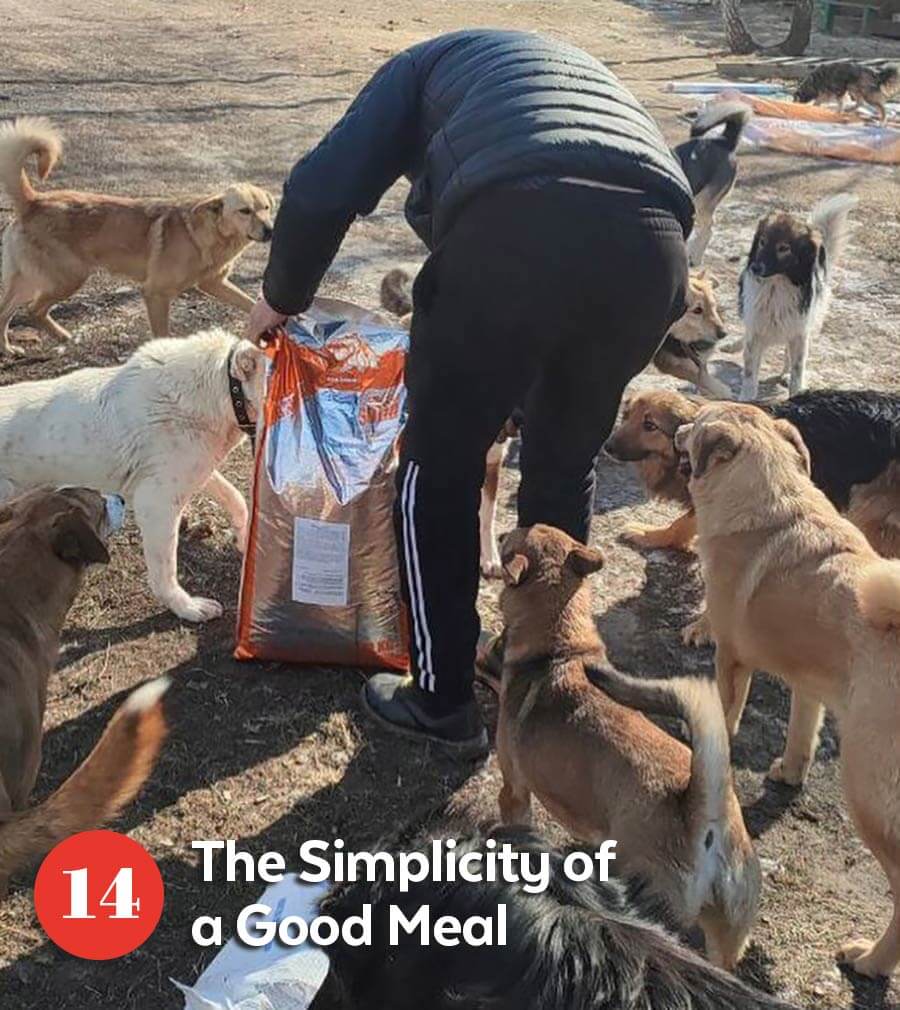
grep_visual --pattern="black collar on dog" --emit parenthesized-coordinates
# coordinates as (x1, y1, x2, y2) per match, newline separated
(226, 344, 257, 448)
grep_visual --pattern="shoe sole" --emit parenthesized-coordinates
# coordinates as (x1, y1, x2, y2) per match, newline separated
(359, 685, 489, 759)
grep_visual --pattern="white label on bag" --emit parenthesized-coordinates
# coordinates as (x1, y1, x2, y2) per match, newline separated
(292, 519, 351, 606)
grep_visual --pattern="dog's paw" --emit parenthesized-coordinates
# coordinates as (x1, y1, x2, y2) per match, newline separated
(682, 613, 713, 648)
(1, 342, 26, 358)
(767, 755, 808, 788)
(172, 595, 224, 623)
(836, 939, 888, 978)
(621, 523, 657, 548)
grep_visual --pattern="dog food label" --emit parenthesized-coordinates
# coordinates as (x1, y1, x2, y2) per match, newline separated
(292, 518, 351, 606)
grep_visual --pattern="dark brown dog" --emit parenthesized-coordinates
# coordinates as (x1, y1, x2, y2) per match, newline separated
(0, 487, 168, 894)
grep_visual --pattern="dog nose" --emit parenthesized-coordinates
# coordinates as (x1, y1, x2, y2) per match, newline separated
(262, 225, 273, 241)
(716, 327, 727, 341)
(749, 261, 764, 277)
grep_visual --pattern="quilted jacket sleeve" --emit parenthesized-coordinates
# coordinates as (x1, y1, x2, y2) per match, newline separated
(263, 51, 420, 315)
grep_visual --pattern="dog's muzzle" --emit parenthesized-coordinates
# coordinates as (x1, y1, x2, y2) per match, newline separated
(103, 493, 126, 533)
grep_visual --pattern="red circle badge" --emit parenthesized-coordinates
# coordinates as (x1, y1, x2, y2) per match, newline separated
(34, 830, 164, 960)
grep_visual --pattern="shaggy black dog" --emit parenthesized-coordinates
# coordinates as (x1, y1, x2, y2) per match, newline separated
(308, 827, 796, 1010)
(771, 390, 900, 511)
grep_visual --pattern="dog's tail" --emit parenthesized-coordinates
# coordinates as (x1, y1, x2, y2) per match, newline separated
(810, 193, 858, 272)
(875, 64, 899, 91)
(0, 678, 169, 879)
(584, 665, 731, 825)
(380, 268, 413, 318)
(857, 560, 900, 632)
(0, 117, 62, 215)
(690, 101, 751, 153)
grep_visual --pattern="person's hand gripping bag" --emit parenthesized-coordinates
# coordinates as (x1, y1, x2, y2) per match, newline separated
(236, 298, 409, 670)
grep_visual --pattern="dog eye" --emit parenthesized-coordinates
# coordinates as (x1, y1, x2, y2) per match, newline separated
(642, 417, 658, 432)
(776, 242, 791, 256)
(239, 208, 252, 215)
(692, 305, 704, 314)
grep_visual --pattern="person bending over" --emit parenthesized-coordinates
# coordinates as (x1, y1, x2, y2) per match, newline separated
(246, 29, 692, 757)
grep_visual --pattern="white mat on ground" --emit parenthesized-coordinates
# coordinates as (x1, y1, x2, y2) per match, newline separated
(173, 878, 330, 1010)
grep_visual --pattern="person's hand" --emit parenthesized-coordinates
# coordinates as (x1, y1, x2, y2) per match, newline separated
(244, 296, 288, 347)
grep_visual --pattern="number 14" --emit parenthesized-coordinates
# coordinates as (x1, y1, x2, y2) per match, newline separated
(63, 867, 141, 919)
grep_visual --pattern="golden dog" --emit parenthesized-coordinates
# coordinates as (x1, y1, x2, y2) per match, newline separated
(0, 118, 274, 353)
(676, 402, 900, 978)
(495, 524, 760, 969)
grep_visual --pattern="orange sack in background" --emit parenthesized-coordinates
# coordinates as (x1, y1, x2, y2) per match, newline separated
(236, 299, 410, 671)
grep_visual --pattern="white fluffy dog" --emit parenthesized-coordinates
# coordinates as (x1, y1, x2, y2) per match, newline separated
(0, 329, 266, 621)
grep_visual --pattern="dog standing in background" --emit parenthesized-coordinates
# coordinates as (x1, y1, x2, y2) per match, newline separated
(738, 193, 857, 401)
(673, 101, 750, 266)
(795, 62, 899, 122)
(0, 118, 275, 354)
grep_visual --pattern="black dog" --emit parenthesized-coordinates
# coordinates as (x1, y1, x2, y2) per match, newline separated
(771, 390, 900, 553)
(673, 101, 750, 266)
(308, 827, 796, 1010)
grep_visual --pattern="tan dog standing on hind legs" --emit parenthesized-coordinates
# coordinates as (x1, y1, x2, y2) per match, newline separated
(0, 118, 274, 354)
(494, 524, 760, 970)
(676, 401, 900, 978)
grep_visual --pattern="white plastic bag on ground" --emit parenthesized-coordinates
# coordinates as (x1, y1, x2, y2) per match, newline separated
(173, 879, 330, 1010)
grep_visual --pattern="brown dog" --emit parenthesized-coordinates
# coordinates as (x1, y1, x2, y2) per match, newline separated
(676, 402, 900, 977)
(653, 269, 730, 399)
(0, 118, 274, 353)
(495, 524, 760, 970)
(0, 487, 168, 894)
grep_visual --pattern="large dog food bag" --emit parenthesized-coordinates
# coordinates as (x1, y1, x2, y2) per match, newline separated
(236, 298, 409, 670)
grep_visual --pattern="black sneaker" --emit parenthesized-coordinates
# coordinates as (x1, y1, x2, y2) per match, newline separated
(361, 673, 488, 758)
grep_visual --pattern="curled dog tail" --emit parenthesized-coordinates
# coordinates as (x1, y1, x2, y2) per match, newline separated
(0, 678, 169, 879)
(584, 666, 731, 827)
(0, 117, 62, 215)
(857, 560, 900, 632)
(380, 268, 413, 318)
(810, 192, 858, 273)
(690, 101, 751, 153)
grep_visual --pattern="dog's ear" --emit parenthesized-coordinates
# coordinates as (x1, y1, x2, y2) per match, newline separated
(773, 419, 811, 475)
(692, 421, 739, 478)
(192, 195, 224, 215)
(564, 544, 605, 577)
(50, 512, 109, 566)
(231, 341, 266, 383)
(502, 554, 530, 587)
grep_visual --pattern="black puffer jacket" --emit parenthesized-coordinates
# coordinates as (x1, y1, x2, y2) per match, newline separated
(263, 29, 694, 314)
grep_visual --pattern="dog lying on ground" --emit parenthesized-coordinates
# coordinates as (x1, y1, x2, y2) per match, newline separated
(0, 329, 266, 621)
(676, 401, 900, 978)
(0, 487, 168, 894)
(737, 193, 857, 401)
(794, 61, 899, 122)
(673, 101, 751, 266)
(0, 117, 274, 354)
(310, 826, 793, 1010)
(606, 388, 900, 641)
(493, 524, 760, 970)
(652, 268, 729, 398)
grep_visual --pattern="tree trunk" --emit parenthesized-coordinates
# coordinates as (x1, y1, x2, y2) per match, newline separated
(721, 0, 758, 53)
(775, 0, 814, 55)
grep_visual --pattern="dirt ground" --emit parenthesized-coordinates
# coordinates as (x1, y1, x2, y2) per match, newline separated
(0, 0, 898, 1007)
